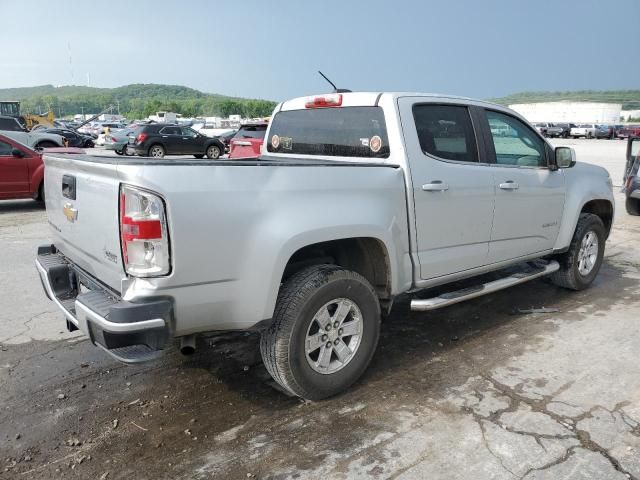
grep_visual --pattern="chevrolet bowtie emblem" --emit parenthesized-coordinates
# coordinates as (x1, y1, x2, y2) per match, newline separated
(63, 202, 78, 222)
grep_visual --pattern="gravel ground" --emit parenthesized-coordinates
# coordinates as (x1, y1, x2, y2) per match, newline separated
(1, 139, 638, 480)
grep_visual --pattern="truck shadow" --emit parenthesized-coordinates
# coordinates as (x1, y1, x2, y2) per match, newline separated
(180, 259, 636, 407)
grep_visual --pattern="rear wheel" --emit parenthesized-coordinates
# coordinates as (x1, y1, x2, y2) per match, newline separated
(626, 197, 640, 216)
(194, 154, 204, 159)
(148, 144, 165, 158)
(260, 265, 381, 400)
(206, 145, 221, 159)
(550, 213, 605, 290)
(115, 149, 123, 155)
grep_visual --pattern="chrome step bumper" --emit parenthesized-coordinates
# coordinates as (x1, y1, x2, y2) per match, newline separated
(411, 261, 560, 312)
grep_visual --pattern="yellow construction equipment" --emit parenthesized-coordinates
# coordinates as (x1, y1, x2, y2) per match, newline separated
(0, 101, 55, 130)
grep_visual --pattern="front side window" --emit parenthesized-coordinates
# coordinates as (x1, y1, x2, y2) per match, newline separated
(485, 110, 546, 168)
(412, 104, 478, 163)
(181, 127, 198, 138)
(267, 107, 389, 158)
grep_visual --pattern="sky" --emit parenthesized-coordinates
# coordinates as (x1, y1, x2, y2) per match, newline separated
(1, 0, 638, 102)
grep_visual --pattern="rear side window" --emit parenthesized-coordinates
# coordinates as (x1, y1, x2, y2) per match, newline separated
(159, 126, 180, 135)
(235, 125, 267, 140)
(412, 104, 478, 163)
(267, 107, 389, 158)
(0, 140, 13, 155)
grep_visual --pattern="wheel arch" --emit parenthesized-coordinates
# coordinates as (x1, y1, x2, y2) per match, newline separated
(281, 237, 393, 302)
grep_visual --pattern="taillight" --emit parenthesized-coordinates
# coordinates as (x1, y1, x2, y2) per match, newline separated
(305, 93, 342, 108)
(119, 185, 170, 277)
(136, 133, 148, 143)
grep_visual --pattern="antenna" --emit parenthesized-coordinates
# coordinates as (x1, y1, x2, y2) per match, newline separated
(317, 71, 352, 93)
(318, 70, 338, 91)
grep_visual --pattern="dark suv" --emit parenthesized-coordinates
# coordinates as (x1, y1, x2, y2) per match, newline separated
(130, 124, 226, 159)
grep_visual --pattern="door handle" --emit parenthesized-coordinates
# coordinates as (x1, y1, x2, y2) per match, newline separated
(422, 181, 449, 192)
(162, 135, 168, 138)
(499, 181, 519, 190)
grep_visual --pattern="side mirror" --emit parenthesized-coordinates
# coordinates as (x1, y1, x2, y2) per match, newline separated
(11, 148, 25, 158)
(555, 146, 576, 169)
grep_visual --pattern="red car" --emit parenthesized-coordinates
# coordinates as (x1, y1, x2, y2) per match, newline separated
(0, 134, 84, 202)
(228, 122, 268, 159)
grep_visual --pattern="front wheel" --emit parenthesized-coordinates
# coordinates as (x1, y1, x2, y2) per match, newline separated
(626, 197, 640, 216)
(260, 265, 381, 400)
(550, 213, 605, 290)
(206, 145, 221, 159)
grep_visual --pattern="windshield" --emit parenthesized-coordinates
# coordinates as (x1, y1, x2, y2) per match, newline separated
(267, 106, 389, 158)
(235, 125, 267, 139)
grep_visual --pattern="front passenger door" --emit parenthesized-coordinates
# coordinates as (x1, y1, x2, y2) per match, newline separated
(0, 140, 29, 198)
(482, 110, 565, 263)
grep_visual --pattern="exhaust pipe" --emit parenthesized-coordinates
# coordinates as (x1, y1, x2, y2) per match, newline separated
(179, 334, 196, 355)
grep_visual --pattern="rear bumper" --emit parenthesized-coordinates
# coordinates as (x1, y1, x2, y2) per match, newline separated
(35, 244, 173, 363)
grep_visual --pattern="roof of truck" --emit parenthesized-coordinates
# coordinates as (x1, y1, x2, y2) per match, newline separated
(279, 91, 509, 112)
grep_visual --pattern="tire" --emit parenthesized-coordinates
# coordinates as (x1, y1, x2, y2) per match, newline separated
(206, 144, 221, 159)
(260, 265, 381, 400)
(35, 140, 57, 149)
(148, 144, 165, 158)
(194, 154, 204, 159)
(626, 197, 640, 216)
(123, 144, 134, 156)
(115, 149, 123, 155)
(37, 182, 45, 203)
(550, 213, 605, 291)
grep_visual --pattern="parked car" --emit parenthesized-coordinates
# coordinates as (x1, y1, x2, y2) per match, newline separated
(228, 123, 268, 158)
(534, 123, 564, 138)
(0, 133, 83, 201)
(129, 124, 225, 159)
(36, 91, 614, 400)
(0, 116, 65, 149)
(217, 129, 238, 153)
(104, 129, 137, 155)
(570, 124, 598, 138)
(618, 125, 640, 139)
(623, 136, 640, 215)
(594, 125, 616, 139)
(42, 128, 95, 148)
(555, 123, 576, 138)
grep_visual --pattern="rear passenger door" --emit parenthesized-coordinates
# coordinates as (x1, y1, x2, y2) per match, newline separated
(480, 109, 565, 263)
(399, 99, 495, 280)
(159, 126, 181, 154)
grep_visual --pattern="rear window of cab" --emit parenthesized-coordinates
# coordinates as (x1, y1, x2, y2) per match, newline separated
(267, 106, 390, 158)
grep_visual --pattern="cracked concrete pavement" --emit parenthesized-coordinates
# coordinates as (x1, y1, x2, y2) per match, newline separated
(1, 139, 639, 479)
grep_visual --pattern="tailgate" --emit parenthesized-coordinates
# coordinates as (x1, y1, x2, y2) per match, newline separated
(43, 154, 125, 292)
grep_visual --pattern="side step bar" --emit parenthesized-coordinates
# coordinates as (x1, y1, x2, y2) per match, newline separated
(411, 260, 560, 312)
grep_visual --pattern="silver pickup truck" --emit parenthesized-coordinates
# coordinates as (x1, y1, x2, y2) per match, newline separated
(36, 92, 614, 400)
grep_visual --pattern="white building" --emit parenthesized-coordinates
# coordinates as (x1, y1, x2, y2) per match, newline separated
(508, 101, 622, 124)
